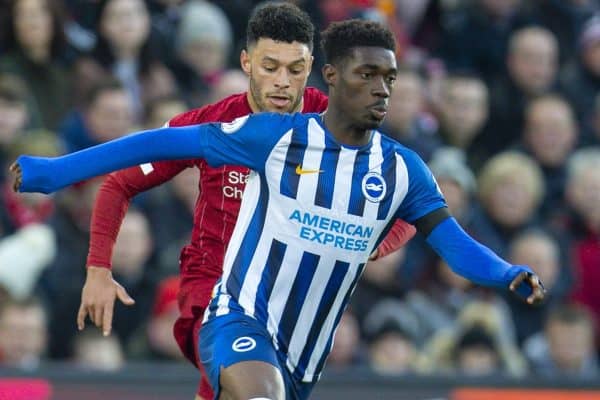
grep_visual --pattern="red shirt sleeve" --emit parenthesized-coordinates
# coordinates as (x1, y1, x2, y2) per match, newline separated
(86, 108, 209, 268)
(373, 219, 417, 260)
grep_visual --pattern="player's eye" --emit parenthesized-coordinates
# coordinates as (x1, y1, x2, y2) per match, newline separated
(263, 65, 277, 72)
(360, 72, 372, 80)
(290, 68, 304, 75)
(387, 75, 397, 85)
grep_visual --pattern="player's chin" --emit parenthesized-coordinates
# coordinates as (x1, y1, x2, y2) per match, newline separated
(361, 116, 384, 130)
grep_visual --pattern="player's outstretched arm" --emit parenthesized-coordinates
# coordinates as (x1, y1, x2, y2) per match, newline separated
(417, 208, 546, 305)
(10, 125, 206, 194)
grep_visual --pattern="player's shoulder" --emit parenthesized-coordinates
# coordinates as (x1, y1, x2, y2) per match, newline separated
(302, 87, 328, 113)
(168, 92, 251, 126)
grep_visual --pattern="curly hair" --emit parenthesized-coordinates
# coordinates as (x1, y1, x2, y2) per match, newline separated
(321, 19, 396, 65)
(246, 2, 314, 50)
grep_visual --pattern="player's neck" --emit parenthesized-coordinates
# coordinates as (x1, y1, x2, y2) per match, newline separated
(322, 108, 371, 147)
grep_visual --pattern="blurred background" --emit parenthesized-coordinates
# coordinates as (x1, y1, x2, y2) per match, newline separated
(0, 0, 600, 398)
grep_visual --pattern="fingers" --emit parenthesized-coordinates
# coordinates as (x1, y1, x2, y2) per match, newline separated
(102, 303, 114, 337)
(509, 271, 527, 292)
(93, 306, 104, 330)
(9, 162, 22, 192)
(77, 303, 88, 331)
(526, 275, 546, 305)
(116, 285, 135, 306)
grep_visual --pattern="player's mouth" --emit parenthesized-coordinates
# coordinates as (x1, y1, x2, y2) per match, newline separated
(267, 95, 292, 108)
(369, 105, 388, 120)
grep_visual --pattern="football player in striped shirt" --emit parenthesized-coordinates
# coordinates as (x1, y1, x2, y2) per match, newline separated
(12, 19, 545, 400)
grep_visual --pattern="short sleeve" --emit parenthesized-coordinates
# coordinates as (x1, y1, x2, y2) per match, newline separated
(197, 113, 295, 172)
(394, 149, 447, 223)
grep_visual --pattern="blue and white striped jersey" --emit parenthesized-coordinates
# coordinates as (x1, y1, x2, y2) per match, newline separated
(196, 112, 446, 382)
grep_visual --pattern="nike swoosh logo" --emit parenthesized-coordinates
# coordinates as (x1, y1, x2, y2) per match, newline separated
(295, 165, 323, 175)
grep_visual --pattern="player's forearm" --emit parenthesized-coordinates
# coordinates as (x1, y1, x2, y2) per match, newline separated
(16, 126, 204, 194)
(426, 217, 532, 289)
(87, 162, 189, 268)
(87, 175, 132, 268)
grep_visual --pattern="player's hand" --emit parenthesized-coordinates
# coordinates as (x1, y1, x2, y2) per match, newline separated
(509, 270, 545, 305)
(9, 162, 22, 192)
(78, 266, 135, 336)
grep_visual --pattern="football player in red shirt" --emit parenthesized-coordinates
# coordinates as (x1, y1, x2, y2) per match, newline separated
(75, 3, 414, 399)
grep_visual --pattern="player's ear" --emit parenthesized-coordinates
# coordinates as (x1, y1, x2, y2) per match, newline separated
(322, 64, 337, 87)
(240, 49, 251, 76)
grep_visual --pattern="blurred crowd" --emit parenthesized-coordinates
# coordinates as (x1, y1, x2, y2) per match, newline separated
(0, 0, 599, 381)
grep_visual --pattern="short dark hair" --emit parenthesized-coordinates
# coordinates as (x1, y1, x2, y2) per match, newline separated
(246, 2, 314, 51)
(83, 78, 125, 109)
(321, 19, 396, 65)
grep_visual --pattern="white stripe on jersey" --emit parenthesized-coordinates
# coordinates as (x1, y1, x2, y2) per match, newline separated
(331, 147, 357, 212)
(362, 132, 383, 219)
(296, 118, 326, 202)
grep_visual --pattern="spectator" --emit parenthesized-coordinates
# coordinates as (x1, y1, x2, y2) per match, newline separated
(506, 229, 572, 343)
(327, 310, 363, 370)
(380, 67, 439, 162)
(521, 95, 578, 215)
(438, 0, 532, 83)
(418, 301, 527, 377)
(144, 167, 197, 276)
(172, 0, 234, 107)
(60, 78, 136, 152)
(73, 0, 176, 119)
(110, 208, 157, 346)
(433, 73, 489, 169)
(208, 69, 249, 104)
(0, 296, 48, 369)
(143, 94, 187, 129)
(428, 147, 477, 224)
(480, 26, 559, 157)
(524, 303, 599, 378)
(364, 300, 423, 375)
(145, 275, 185, 360)
(0, 0, 72, 130)
(532, 0, 597, 65)
(563, 148, 600, 338)
(0, 75, 32, 169)
(453, 325, 502, 376)
(42, 177, 104, 358)
(470, 151, 545, 257)
(72, 328, 124, 371)
(560, 15, 600, 134)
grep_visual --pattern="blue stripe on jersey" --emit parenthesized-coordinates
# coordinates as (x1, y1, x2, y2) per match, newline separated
(295, 260, 349, 378)
(280, 129, 306, 199)
(277, 251, 321, 353)
(225, 178, 270, 300)
(377, 149, 397, 220)
(312, 262, 366, 379)
(347, 148, 371, 216)
(314, 140, 339, 209)
(254, 239, 287, 322)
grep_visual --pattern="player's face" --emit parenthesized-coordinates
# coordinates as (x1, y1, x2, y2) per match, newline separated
(241, 38, 313, 113)
(335, 47, 397, 130)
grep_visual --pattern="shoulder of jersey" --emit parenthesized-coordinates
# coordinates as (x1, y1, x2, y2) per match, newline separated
(303, 87, 328, 113)
(169, 92, 250, 126)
